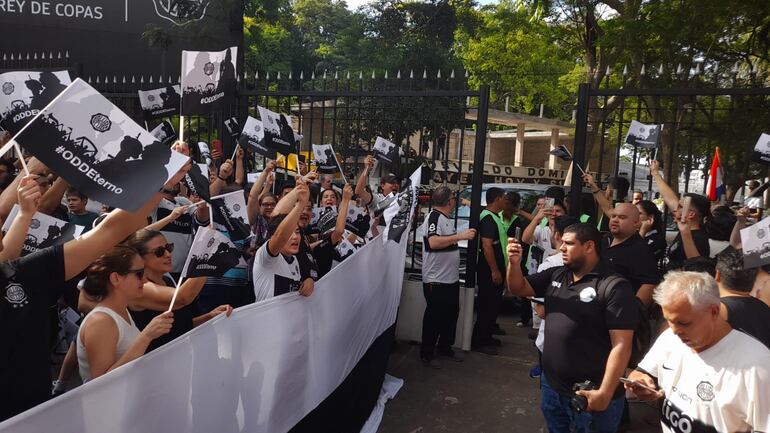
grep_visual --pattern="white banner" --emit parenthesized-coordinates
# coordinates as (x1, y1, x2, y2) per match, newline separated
(0, 167, 421, 433)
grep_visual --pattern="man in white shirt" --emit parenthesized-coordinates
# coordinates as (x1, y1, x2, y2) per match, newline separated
(626, 271, 770, 433)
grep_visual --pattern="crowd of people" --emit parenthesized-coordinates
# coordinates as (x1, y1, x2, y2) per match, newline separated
(419, 161, 769, 433)
(0, 134, 396, 421)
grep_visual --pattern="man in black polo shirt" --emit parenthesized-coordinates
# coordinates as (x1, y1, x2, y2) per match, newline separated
(715, 246, 770, 348)
(506, 223, 638, 433)
(604, 203, 660, 307)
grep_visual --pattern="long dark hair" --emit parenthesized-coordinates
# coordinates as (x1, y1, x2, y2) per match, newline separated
(637, 200, 664, 234)
(123, 229, 164, 256)
(82, 246, 139, 301)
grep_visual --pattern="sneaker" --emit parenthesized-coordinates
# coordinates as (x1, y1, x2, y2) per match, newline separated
(421, 357, 441, 369)
(515, 320, 532, 328)
(437, 350, 464, 362)
(471, 345, 499, 356)
(529, 365, 542, 378)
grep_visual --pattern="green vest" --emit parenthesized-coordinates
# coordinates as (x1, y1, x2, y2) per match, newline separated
(580, 214, 590, 223)
(480, 209, 509, 267)
(498, 211, 519, 235)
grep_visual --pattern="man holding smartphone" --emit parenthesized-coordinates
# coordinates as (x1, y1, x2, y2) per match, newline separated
(626, 271, 770, 433)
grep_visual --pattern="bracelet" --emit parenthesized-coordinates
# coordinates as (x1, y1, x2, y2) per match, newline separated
(592, 189, 601, 194)
(217, 176, 228, 181)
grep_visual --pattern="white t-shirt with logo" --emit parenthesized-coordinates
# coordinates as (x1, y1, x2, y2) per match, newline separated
(638, 328, 770, 433)
(251, 242, 302, 303)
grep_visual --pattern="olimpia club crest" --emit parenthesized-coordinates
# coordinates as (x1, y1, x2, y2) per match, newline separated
(153, 0, 210, 26)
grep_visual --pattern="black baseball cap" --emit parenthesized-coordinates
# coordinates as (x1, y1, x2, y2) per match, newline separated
(381, 174, 401, 184)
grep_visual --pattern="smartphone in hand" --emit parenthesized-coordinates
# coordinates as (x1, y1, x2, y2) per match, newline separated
(619, 377, 659, 393)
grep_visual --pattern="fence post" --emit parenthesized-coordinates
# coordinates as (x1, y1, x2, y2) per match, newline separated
(570, 83, 590, 217)
(465, 84, 489, 289)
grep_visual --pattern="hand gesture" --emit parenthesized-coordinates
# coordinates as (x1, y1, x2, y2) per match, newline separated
(209, 304, 233, 318)
(676, 217, 691, 233)
(299, 278, 314, 297)
(582, 173, 597, 189)
(295, 182, 310, 203)
(649, 159, 660, 177)
(458, 228, 476, 241)
(218, 160, 234, 179)
(169, 205, 189, 220)
(303, 170, 318, 183)
(164, 161, 191, 191)
(236, 147, 245, 160)
(266, 160, 277, 172)
(364, 155, 375, 170)
(142, 311, 174, 340)
(342, 184, 353, 200)
(506, 238, 524, 264)
(18, 175, 42, 214)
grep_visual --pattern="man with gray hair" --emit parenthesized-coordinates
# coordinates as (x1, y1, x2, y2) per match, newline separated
(419, 186, 476, 367)
(626, 271, 770, 433)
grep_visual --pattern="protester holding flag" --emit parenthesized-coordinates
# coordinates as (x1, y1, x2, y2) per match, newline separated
(356, 155, 401, 214)
(252, 181, 314, 302)
(650, 160, 711, 269)
(744, 180, 767, 220)
(123, 230, 231, 351)
(76, 246, 174, 382)
(247, 160, 278, 247)
(0, 161, 190, 420)
(0, 175, 42, 261)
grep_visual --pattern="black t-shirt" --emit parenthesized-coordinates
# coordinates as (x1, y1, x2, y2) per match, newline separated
(603, 233, 661, 293)
(298, 231, 320, 281)
(129, 276, 195, 352)
(313, 234, 338, 279)
(478, 213, 505, 283)
(526, 264, 638, 397)
(643, 229, 667, 265)
(721, 296, 770, 349)
(667, 229, 710, 270)
(0, 245, 65, 421)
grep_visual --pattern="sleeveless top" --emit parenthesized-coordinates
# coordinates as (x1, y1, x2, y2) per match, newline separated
(129, 275, 196, 352)
(77, 306, 141, 382)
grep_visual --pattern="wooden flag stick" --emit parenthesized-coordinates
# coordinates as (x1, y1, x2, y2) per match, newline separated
(335, 155, 349, 185)
(230, 143, 240, 162)
(14, 142, 30, 176)
(167, 275, 185, 312)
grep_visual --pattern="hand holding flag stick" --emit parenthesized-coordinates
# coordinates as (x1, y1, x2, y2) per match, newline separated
(549, 145, 585, 175)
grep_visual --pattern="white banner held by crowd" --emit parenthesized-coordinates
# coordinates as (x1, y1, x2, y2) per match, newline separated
(0, 78, 189, 212)
(0, 167, 421, 433)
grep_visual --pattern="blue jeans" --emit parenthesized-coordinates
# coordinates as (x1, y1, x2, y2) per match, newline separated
(540, 373, 624, 433)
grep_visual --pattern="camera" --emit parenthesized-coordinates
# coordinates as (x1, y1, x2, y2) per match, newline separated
(570, 380, 598, 413)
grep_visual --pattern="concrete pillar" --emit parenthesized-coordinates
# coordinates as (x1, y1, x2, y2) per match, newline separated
(514, 122, 525, 166)
(548, 128, 559, 169)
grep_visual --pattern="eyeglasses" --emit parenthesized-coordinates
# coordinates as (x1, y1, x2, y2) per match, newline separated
(147, 243, 174, 258)
(121, 268, 145, 279)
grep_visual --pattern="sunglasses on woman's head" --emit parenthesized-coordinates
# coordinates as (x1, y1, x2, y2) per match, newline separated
(121, 268, 144, 279)
(148, 243, 174, 258)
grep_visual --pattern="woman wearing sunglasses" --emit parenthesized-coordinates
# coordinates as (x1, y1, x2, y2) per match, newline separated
(76, 246, 174, 382)
(124, 230, 233, 352)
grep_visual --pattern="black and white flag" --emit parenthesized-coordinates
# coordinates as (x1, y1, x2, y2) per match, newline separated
(740, 216, 770, 268)
(0, 70, 71, 134)
(0, 78, 189, 212)
(138, 85, 181, 120)
(183, 163, 210, 201)
(549, 144, 573, 161)
(752, 133, 770, 165)
(312, 143, 341, 174)
(345, 202, 371, 238)
(382, 167, 420, 243)
(224, 117, 240, 137)
(2, 204, 84, 257)
(181, 227, 246, 279)
(624, 120, 662, 149)
(258, 106, 302, 155)
(238, 116, 274, 158)
(180, 46, 238, 115)
(149, 120, 176, 145)
(373, 136, 400, 167)
(210, 190, 251, 241)
(312, 206, 337, 235)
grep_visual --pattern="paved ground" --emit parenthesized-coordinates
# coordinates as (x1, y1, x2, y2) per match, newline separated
(379, 312, 662, 433)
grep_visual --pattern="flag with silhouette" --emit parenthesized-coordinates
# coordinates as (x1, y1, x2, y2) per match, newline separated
(180, 46, 238, 115)
(312, 143, 341, 174)
(210, 190, 251, 241)
(239, 115, 274, 158)
(752, 133, 770, 165)
(149, 120, 176, 145)
(549, 145, 573, 161)
(0, 78, 189, 212)
(180, 227, 247, 279)
(182, 163, 210, 201)
(0, 70, 71, 134)
(2, 204, 84, 257)
(372, 136, 400, 167)
(258, 106, 302, 155)
(138, 85, 180, 120)
(624, 120, 662, 149)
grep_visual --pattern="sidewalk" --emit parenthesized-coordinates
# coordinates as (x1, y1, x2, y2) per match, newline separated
(379, 314, 662, 433)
